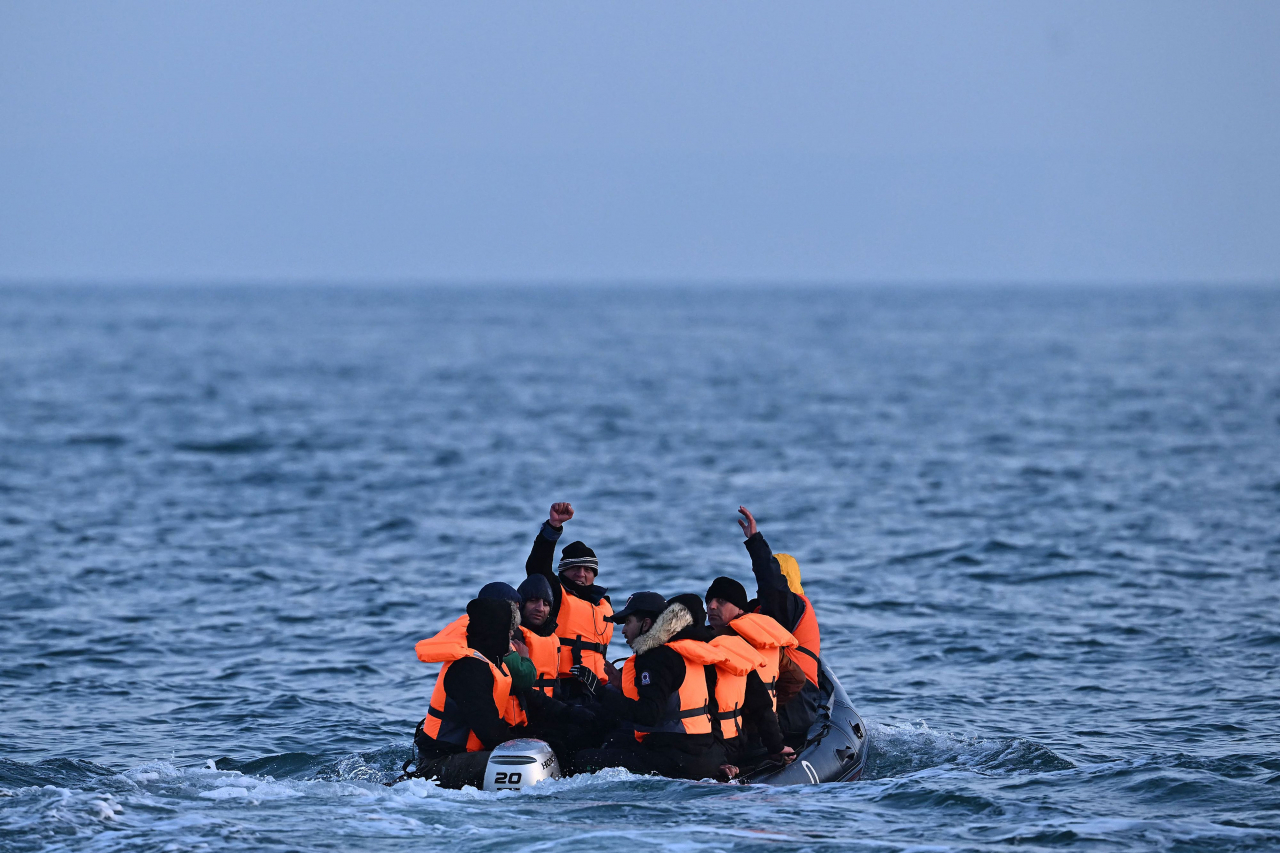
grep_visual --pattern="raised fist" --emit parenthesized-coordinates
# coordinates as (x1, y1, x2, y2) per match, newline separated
(549, 502, 574, 527)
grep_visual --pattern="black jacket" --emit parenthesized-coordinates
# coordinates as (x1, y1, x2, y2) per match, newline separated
(598, 607, 716, 754)
(745, 532, 808, 635)
(417, 654, 515, 757)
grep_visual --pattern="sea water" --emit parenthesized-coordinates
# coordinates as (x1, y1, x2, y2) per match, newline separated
(1, 284, 1278, 852)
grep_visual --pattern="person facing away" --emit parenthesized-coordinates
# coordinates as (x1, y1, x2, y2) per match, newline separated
(409, 597, 527, 789)
(569, 592, 732, 781)
(736, 506, 825, 744)
(416, 582, 537, 694)
(705, 575, 797, 771)
(525, 502, 614, 696)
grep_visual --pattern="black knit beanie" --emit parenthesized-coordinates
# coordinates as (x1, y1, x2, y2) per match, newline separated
(705, 576, 750, 612)
(558, 540, 599, 577)
(517, 574, 555, 605)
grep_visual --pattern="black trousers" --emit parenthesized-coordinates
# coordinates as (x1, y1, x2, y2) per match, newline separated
(412, 723, 491, 789)
(412, 751, 491, 789)
(778, 681, 822, 747)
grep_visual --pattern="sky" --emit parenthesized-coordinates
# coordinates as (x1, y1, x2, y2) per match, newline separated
(1, 1, 1278, 284)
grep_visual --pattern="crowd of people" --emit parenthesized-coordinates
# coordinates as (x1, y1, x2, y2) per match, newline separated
(398, 502, 824, 788)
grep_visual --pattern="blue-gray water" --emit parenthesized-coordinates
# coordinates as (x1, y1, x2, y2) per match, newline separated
(2, 284, 1278, 852)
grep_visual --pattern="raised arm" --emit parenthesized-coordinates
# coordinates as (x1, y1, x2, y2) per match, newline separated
(739, 506, 804, 633)
(525, 502, 573, 619)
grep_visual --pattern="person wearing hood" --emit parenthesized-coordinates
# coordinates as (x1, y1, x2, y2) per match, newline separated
(417, 582, 537, 694)
(736, 506, 825, 744)
(407, 597, 527, 789)
(515, 575, 560, 697)
(705, 576, 796, 771)
(569, 592, 731, 781)
(525, 502, 614, 697)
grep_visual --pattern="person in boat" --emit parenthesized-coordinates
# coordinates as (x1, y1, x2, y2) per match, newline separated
(737, 506, 825, 745)
(525, 502, 614, 699)
(417, 582, 537, 695)
(515, 574, 560, 698)
(406, 593, 591, 787)
(409, 597, 529, 788)
(704, 576, 797, 771)
(569, 592, 731, 781)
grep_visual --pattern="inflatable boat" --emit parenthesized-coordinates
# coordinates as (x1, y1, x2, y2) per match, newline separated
(476, 658, 867, 789)
(738, 657, 868, 784)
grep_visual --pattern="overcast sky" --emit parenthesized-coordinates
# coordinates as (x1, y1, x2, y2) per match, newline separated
(2, 1, 1277, 284)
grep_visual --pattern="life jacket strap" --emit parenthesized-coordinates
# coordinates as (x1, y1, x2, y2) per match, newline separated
(711, 707, 743, 721)
(564, 635, 608, 667)
(793, 645, 819, 663)
(674, 703, 712, 720)
(426, 706, 447, 720)
(532, 677, 558, 689)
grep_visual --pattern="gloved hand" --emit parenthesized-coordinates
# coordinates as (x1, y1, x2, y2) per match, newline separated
(769, 746, 797, 765)
(570, 664, 603, 698)
(567, 705, 598, 728)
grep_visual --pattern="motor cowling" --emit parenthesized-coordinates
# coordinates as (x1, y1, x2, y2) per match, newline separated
(483, 739, 561, 791)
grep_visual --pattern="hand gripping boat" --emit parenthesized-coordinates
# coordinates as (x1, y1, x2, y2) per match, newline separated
(738, 657, 868, 785)
(482, 659, 867, 789)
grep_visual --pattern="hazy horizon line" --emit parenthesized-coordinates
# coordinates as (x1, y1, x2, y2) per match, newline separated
(3, 276, 1279, 290)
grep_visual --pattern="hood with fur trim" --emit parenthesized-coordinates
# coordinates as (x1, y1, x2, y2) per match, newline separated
(632, 602, 693, 656)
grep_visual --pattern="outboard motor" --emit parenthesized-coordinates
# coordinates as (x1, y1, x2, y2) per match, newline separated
(483, 739, 561, 791)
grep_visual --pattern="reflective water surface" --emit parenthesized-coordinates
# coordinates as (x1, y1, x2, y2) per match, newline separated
(1, 284, 1278, 852)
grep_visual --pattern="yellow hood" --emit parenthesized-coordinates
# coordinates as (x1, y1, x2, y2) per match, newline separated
(774, 553, 805, 596)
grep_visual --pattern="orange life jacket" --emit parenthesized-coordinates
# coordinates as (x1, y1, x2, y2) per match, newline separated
(416, 614, 468, 661)
(707, 634, 767, 740)
(417, 636, 525, 752)
(554, 592, 614, 679)
(728, 612, 798, 710)
(755, 594, 821, 687)
(621, 639, 726, 742)
(519, 626, 561, 697)
(788, 594, 822, 686)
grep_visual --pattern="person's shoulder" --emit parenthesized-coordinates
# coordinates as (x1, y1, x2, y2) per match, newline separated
(636, 645, 680, 668)
(448, 655, 494, 678)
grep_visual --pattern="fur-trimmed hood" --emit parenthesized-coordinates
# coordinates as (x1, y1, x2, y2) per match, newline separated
(632, 602, 692, 656)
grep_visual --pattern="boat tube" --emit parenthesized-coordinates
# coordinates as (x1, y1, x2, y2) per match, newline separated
(480, 658, 866, 789)
(739, 658, 868, 785)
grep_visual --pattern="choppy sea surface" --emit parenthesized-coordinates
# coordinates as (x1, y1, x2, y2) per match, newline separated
(1, 284, 1278, 852)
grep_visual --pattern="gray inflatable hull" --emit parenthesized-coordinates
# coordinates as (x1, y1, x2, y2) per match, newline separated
(741, 659, 868, 785)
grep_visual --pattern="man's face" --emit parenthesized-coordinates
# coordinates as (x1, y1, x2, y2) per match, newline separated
(622, 614, 653, 647)
(563, 566, 595, 587)
(521, 597, 550, 628)
(707, 597, 743, 631)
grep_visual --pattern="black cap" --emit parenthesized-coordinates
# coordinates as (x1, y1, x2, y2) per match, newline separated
(608, 590, 666, 623)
